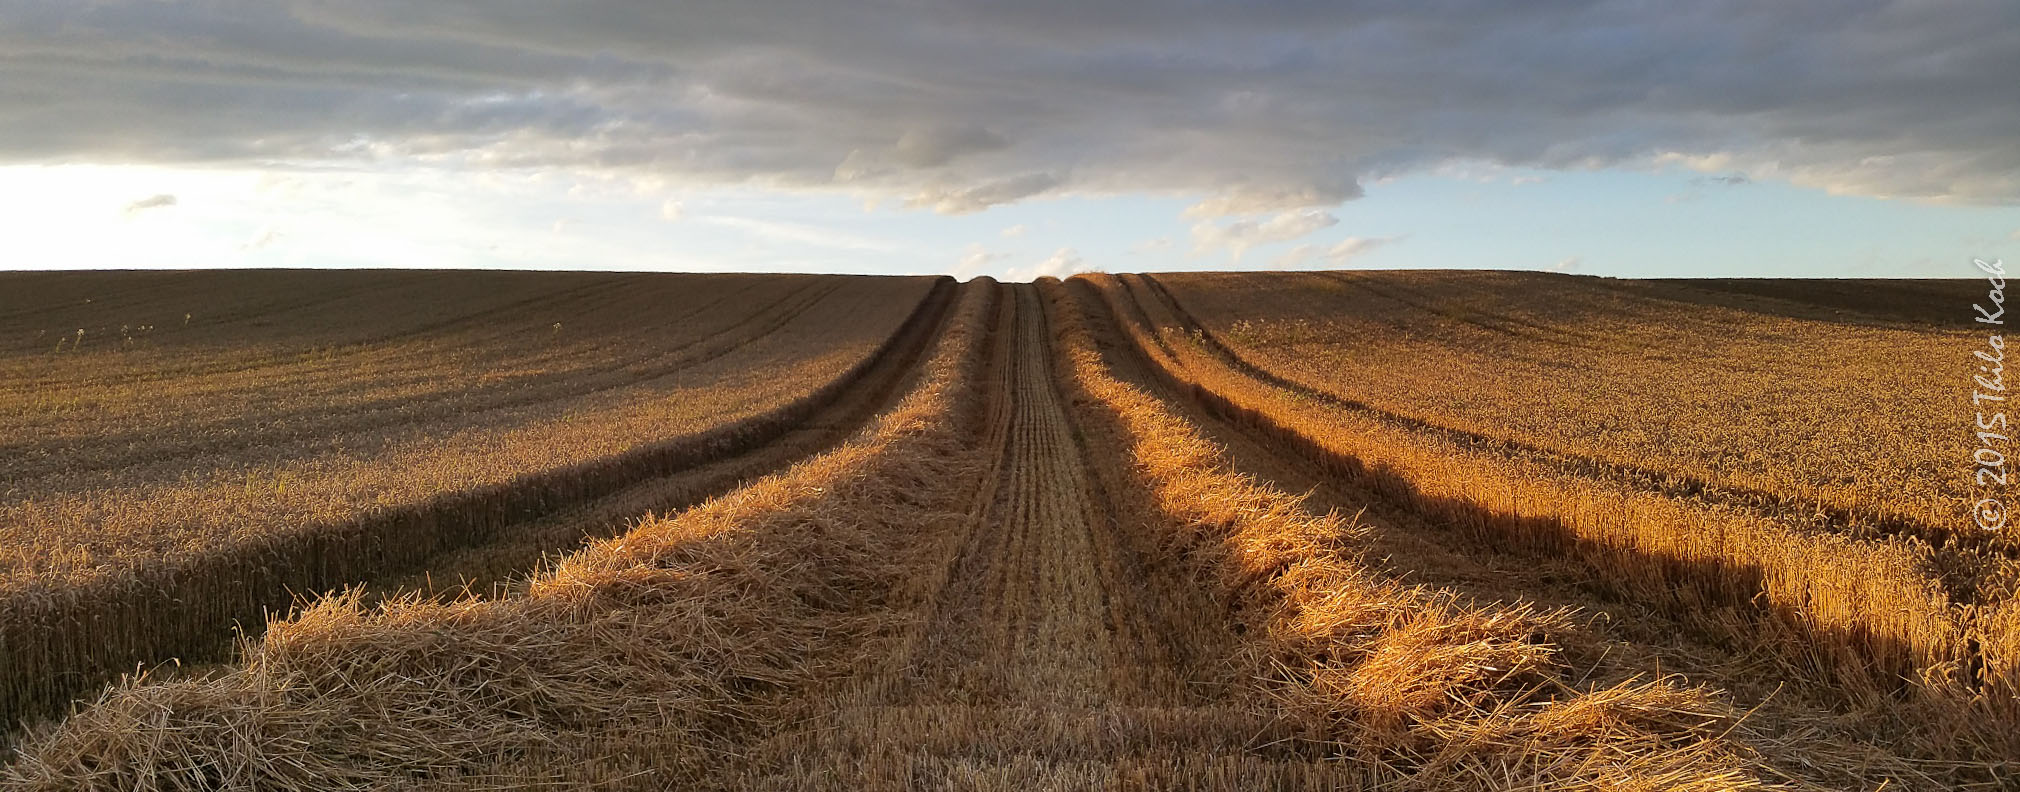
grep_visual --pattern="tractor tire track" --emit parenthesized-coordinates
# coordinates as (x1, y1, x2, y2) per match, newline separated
(735, 283, 1362, 791)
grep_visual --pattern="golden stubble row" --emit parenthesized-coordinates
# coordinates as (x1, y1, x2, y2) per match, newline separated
(1039, 277, 1805, 791)
(1080, 272, 2018, 770)
(0, 276, 952, 739)
(0, 276, 935, 579)
(1156, 270, 1974, 541)
(1, 279, 1002, 791)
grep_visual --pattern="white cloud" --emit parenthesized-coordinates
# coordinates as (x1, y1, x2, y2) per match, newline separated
(240, 227, 281, 251)
(1192, 208, 1339, 260)
(1270, 235, 1404, 269)
(1008, 247, 1089, 282)
(699, 214, 900, 253)
(1130, 237, 1173, 255)
(1328, 236, 1399, 263)
(1000, 223, 1029, 238)
(903, 172, 1064, 214)
(121, 194, 177, 216)
(659, 199, 685, 221)
(1549, 256, 1583, 273)
(1184, 184, 1363, 218)
(952, 243, 1006, 278)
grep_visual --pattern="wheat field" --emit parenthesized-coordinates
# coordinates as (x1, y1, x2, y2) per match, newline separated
(0, 271, 2009, 790)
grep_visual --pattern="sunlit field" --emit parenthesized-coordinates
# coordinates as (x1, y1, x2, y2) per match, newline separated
(1, 271, 2009, 791)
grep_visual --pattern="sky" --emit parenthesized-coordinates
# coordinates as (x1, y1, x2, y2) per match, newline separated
(4, 1, 2017, 280)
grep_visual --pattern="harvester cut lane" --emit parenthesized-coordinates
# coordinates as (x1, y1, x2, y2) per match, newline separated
(739, 283, 1359, 790)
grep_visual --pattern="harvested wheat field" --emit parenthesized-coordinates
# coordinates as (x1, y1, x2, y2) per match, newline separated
(0, 271, 2010, 790)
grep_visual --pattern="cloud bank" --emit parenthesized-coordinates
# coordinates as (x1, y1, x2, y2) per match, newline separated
(7, 0, 2017, 214)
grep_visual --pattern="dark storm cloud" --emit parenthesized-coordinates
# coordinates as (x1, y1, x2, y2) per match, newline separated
(5, 0, 2016, 211)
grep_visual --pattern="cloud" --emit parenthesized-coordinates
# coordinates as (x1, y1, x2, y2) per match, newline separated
(240, 227, 281, 250)
(1327, 236, 1400, 263)
(833, 124, 1010, 184)
(903, 172, 1063, 214)
(659, 199, 684, 221)
(6, 1, 2019, 208)
(1271, 235, 1404, 269)
(700, 215, 899, 252)
(121, 194, 177, 216)
(1670, 171, 1753, 202)
(1000, 224, 1029, 238)
(1009, 247, 1089, 281)
(894, 123, 1008, 169)
(1192, 208, 1339, 260)
(1184, 184, 1363, 218)
(1694, 174, 1751, 187)
(1548, 256, 1583, 273)
(952, 243, 1006, 278)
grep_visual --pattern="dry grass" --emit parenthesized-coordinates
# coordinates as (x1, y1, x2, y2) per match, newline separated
(3, 271, 1998, 789)
(1, 278, 999, 791)
(1166, 270, 1987, 552)
(1040, 277, 1784, 790)
(1078, 271, 2018, 776)
(0, 271, 949, 734)
(0, 273, 936, 576)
